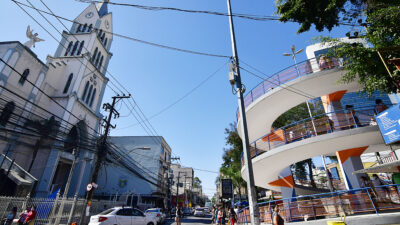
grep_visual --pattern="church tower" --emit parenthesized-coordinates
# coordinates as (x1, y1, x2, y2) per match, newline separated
(34, 1, 114, 197)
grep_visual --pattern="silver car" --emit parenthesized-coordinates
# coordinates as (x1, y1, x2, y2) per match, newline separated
(145, 208, 166, 224)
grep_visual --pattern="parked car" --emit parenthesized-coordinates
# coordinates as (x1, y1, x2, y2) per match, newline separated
(194, 208, 205, 217)
(145, 208, 166, 224)
(89, 207, 158, 225)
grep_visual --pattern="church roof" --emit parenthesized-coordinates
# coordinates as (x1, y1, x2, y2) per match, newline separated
(96, 0, 109, 17)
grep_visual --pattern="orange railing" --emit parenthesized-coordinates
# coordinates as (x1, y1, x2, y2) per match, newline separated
(237, 184, 400, 224)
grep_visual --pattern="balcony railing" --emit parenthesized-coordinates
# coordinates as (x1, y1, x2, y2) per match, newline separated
(241, 105, 386, 167)
(237, 184, 400, 224)
(237, 57, 341, 119)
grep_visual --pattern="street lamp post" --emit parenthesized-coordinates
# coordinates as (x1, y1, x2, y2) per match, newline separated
(227, 0, 260, 225)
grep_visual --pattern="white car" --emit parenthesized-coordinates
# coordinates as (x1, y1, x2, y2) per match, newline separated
(194, 208, 205, 217)
(145, 208, 166, 224)
(89, 207, 158, 225)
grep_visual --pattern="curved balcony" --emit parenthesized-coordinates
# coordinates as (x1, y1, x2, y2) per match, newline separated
(241, 105, 390, 191)
(237, 58, 361, 142)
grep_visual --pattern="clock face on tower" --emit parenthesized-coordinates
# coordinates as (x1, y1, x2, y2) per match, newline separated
(85, 12, 94, 18)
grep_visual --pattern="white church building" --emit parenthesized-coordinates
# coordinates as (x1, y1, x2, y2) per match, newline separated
(0, 1, 112, 197)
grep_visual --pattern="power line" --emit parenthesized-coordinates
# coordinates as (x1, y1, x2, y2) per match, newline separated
(13, 0, 230, 59)
(77, 0, 360, 27)
(116, 60, 229, 130)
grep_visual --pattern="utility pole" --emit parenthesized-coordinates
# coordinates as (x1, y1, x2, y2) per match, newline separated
(226, 0, 260, 225)
(175, 172, 182, 208)
(82, 94, 130, 224)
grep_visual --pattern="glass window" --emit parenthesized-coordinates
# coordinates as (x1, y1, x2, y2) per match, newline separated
(77, 41, 85, 55)
(19, 69, 29, 85)
(85, 85, 93, 104)
(82, 23, 87, 32)
(88, 24, 93, 32)
(63, 73, 73, 94)
(99, 208, 114, 215)
(92, 47, 98, 63)
(65, 41, 73, 56)
(71, 41, 79, 56)
(81, 81, 89, 100)
(98, 55, 104, 70)
(89, 88, 96, 107)
(76, 24, 82, 33)
(0, 101, 15, 126)
(117, 208, 134, 216)
(133, 209, 144, 217)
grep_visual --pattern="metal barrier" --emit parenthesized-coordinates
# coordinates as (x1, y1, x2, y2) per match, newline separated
(0, 194, 122, 225)
(241, 105, 383, 167)
(237, 184, 400, 224)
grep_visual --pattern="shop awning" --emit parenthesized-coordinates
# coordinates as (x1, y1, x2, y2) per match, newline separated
(353, 160, 400, 174)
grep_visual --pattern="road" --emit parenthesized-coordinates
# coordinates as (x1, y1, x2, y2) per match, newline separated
(166, 215, 213, 225)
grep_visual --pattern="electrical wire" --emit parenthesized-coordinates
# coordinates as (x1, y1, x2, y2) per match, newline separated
(116, 60, 229, 130)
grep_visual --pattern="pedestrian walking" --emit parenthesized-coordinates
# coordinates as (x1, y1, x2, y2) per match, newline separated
(23, 206, 37, 225)
(273, 205, 284, 225)
(214, 207, 219, 224)
(228, 208, 237, 225)
(18, 207, 30, 225)
(2, 207, 17, 225)
(211, 206, 216, 224)
(175, 206, 182, 225)
(217, 207, 224, 225)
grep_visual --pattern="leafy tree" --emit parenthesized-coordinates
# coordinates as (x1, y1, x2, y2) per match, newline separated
(193, 177, 202, 188)
(275, 1, 400, 94)
(219, 123, 247, 201)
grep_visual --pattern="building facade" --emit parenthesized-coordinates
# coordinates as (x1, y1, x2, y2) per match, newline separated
(0, 1, 113, 197)
(95, 136, 172, 210)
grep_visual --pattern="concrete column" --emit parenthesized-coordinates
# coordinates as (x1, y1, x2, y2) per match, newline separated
(321, 90, 347, 130)
(34, 149, 60, 197)
(336, 146, 368, 190)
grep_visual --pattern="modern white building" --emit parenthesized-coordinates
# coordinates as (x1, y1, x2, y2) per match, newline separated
(0, 1, 113, 197)
(238, 40, 399, 200)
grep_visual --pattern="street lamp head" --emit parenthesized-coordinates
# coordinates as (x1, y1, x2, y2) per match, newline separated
(283, 53, 292, 56)
(295, 49, 304, 54)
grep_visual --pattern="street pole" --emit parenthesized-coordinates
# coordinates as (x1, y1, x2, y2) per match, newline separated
(82, 94, 130, 225)
(176, 172, 181, 208)
(226, 0, 260, 225)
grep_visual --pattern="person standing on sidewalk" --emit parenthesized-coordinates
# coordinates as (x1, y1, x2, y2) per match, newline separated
(18, 207, 30, 225)
(273, 205, 284, 225)
(228, 207, 237, 225)
(23, 206, 37, 225)
(2, 207, 17, 225)
(176, 206, 182, 225)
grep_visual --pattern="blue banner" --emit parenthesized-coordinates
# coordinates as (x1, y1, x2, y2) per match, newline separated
(376, 105, 400, 144)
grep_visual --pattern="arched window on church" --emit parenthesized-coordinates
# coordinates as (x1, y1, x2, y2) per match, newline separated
(85, 85, 93, 104)
(0, 101, 15, 126)
(76, 24, 82, 33)
(89, 88, 96, 107)
(98, 29, 103, 38)
(71, 41, 79, 56)
(98, 55, 104, 70)
(63, 73, 73, 94)
(104, 38, 108, 48)
(82, 23, 87, 33)
(77, 41, 85, 55)
(65, 41, 73, 56)
(101, 33, 105, 41)
(81, 81, 89, 100)
(19, 69, 29, 85)
(95, 52, 101, 67)
(92, 47, 98, 63)
(88, 24, 93, 32)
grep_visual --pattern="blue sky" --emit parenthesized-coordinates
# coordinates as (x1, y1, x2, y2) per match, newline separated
(1, 0, 352, 197)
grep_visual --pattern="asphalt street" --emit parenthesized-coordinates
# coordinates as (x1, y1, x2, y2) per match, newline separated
(166, 215, 213, 225)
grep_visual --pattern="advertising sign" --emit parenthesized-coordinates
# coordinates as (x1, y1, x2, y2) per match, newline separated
(376, 105, 400, 144)
(221, 179, 233, 199)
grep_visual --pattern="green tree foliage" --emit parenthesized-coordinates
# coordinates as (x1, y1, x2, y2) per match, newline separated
(276, 1, 400, 94)
(194, 177, 202, 188)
